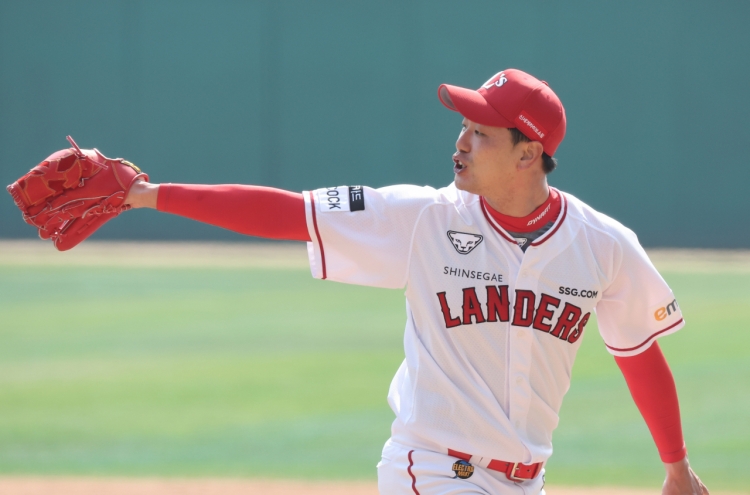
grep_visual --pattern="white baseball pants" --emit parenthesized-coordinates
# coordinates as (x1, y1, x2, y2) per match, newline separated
(377, 439, 546, 495)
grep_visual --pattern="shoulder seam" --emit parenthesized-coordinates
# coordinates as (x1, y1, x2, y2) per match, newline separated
(565, 205, 625, 288)
(564, 206, 621, 243)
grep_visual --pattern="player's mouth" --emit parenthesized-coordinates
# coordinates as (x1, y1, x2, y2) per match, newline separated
(453, 157, 467, 174)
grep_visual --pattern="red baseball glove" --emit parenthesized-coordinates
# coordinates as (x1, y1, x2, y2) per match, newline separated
(6, 136, 148, 251)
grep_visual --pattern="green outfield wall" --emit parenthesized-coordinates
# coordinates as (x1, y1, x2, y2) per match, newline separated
(1, 1, 748, 247)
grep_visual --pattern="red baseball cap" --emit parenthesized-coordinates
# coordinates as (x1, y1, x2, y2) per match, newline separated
(438, 69, 566, 156)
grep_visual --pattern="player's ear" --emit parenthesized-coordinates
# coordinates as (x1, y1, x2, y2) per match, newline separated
(517, 141, 544, 171)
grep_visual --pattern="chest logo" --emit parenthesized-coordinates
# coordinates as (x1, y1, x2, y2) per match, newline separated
(447, 231, 483, 255)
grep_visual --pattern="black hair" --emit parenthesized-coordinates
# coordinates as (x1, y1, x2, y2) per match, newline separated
(508, 128, 557, 174)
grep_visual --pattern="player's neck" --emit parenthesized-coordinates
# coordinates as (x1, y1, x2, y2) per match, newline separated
(482, 179, 550, 218)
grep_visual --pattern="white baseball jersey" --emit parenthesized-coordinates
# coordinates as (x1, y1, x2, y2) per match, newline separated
(303, 183, 684, 465)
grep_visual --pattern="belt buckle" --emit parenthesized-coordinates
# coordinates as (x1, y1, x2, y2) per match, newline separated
(507, 461, 525, 481)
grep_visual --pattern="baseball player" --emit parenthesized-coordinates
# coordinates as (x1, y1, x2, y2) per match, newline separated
(123, 69, 706, 494)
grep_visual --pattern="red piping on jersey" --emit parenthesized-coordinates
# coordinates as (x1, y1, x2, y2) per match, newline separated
(407, 450, 420, 495)
(605, 319, 684, 353)
(308, 191, 327, 280)
(531, 193, 568, 246)
(480, 201, 516, 243)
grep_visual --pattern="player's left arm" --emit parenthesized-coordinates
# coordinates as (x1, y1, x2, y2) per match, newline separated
(615, 342, 709, 494)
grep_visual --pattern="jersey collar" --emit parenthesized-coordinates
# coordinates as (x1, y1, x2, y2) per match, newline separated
(480, 188, 568, 248)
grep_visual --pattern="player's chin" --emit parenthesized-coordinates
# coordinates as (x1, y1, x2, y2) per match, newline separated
(453, 172, 473, 192)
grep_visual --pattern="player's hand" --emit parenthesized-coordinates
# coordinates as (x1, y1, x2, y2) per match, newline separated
(6, 136, 149, 251)
(662, 457, 709, 494)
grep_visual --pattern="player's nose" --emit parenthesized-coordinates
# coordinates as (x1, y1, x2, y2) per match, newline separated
(456, 130, 471, 153)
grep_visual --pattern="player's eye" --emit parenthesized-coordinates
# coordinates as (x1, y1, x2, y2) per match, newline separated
(474, 129, 484, 136)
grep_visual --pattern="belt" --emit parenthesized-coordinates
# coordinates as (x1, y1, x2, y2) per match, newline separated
(448, 449, 543, 481)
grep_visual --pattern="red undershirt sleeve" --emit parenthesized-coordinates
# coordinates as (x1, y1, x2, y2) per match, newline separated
(614, 341, 687, 463)
(156, 183, 311, 242)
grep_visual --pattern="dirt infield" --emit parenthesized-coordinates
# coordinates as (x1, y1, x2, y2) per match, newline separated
(0, 478, 743, 495)
(0, 240, 309, 269)
(1, 240, 749, 273)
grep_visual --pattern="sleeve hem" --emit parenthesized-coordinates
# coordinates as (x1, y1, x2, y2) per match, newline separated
(605, 318, 685, 357)
(660, 445, 687, 463)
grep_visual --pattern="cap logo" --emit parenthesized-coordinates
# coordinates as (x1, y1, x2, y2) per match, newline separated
(517, 113, 546, 139)
(481, 72, 507, 90)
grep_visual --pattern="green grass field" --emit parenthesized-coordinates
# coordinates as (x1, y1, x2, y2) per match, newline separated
(0, 251, 748, 491)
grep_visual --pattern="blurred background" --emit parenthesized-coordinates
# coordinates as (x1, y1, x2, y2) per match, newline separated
(1, 1, 749, 494)
(1, 0, 749, 246)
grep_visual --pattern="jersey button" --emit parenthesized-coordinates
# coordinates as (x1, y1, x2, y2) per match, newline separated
(515, 376, 523, 385)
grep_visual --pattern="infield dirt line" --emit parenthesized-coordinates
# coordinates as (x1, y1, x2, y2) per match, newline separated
(0, 240, 309, 269)
(1, 240, 749, 273)
(0, 478, 744, 495)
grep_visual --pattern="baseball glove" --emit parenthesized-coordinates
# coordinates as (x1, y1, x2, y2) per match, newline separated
(6, 136, 148, 251)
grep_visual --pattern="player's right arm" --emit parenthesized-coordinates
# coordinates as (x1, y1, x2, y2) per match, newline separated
(615, 343, 709, 494)
(594, 222, 708, 494)
(124, 180, 311, 242)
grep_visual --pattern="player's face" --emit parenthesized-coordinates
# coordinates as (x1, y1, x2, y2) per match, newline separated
(452, 119, 527, 196)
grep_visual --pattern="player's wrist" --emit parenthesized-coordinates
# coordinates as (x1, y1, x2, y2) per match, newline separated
(125, 180, 159, 209)
(663, 456, 690, 476)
